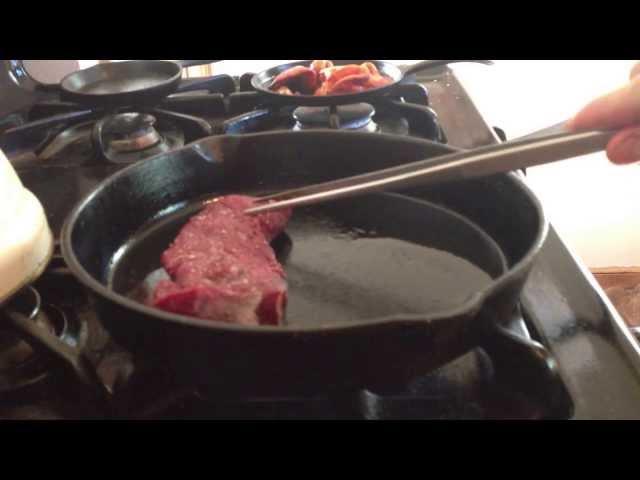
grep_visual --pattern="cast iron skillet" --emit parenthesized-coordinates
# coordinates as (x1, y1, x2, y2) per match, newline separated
(251, 60, 493, 106)
(57, 131, 547, 396)
(7, 60, 221, 108)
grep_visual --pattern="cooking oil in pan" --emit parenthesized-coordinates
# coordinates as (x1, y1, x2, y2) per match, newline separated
(111, 194, 498, 327)
(281, 210, 493, 326)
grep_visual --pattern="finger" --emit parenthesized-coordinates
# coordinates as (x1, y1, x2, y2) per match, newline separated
(568, 76, 640, 131)
(606, 126, 640, 164)
(631, 61, 640, 80)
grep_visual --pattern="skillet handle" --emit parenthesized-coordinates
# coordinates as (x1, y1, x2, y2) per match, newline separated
(482, 320, 572, 417)
(402, 60, 494, 76)
(0, 305, 111, 404)
(177, 75, 237, 95)
(35, 83, 63, 93)
(5, 60, 63, 94)
(174, 60, 222, 69)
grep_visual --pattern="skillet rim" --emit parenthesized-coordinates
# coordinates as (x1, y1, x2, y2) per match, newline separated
(60, 130, 549, 335)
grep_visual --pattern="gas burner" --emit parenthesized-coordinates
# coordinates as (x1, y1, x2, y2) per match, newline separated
(293, 103, 378, 132)
(0, 286, 79, 393)
(104, 113, 161, 152)
(92, 112, 184, 164)
(224, 102, 432, 138)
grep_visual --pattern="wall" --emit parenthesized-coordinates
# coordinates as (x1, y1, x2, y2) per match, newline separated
(452, 60, 639, 268)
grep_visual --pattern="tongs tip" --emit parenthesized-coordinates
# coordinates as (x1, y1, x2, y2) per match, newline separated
(243, 206, 262, 215)
(244, 198, 276, 216)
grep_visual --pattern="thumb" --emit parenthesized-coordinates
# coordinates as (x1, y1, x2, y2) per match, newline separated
(606, 126, 640, 165)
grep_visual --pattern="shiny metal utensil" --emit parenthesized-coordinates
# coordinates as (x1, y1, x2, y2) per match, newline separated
(245, 125, 615, 215)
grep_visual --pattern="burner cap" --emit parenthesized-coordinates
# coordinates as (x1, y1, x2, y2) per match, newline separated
(293, 103, 377, 131)
(0, 287, 47, 368)
(0, 287, 78, 393)
(103, 113, 161, 152)
(0, 287, 67, 392)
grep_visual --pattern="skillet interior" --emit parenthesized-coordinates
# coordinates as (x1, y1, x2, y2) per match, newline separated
(107, 192, 507, 327)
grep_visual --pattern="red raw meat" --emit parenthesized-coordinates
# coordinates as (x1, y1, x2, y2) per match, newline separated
(326, 73, 371, 94)
(360, 62, 393, 88)
(270, 66, 318, 95)
(366, 75, 393, 88)
(324, 65, 367, 86)
(271, 61, 393, 96)
(276, 86, 293, 95)
(361, 62, 380, 76)
(151, 195, 292, 326)
(311, 59, 333, 74)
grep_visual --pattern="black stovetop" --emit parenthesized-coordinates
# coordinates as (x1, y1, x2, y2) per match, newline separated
(2, 64, 640, 419)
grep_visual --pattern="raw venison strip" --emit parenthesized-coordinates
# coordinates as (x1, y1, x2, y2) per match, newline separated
(151, 195, 292, 326)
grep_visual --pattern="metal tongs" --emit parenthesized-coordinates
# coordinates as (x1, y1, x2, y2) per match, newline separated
(245, 123, 616, 215)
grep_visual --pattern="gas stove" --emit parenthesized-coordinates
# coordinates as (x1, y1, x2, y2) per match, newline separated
(0, 71, 443, 168)
(2, 63, 640, 419)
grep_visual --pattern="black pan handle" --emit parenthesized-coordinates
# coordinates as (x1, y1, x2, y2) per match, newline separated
(0, 297, 111, 403)
(177, 75, 237, 95)
(402, 60, 494, 76)
(5, 60, 63, 94)
(35, 83, 64, 93)
(482, 319, 572, 416)
(483, 321, 556, 376)
(174, 60, 221, 69)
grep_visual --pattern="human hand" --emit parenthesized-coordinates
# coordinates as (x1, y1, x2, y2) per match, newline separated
(567, 61, 640, 164)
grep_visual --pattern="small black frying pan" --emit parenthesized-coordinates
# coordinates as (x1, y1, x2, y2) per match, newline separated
(7, 60, 221, 108)
(251, 60, 493, 106)
(56, 60, 222, 107)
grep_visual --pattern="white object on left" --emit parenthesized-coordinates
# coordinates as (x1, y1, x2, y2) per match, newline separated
(0, 148, 53, 301)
